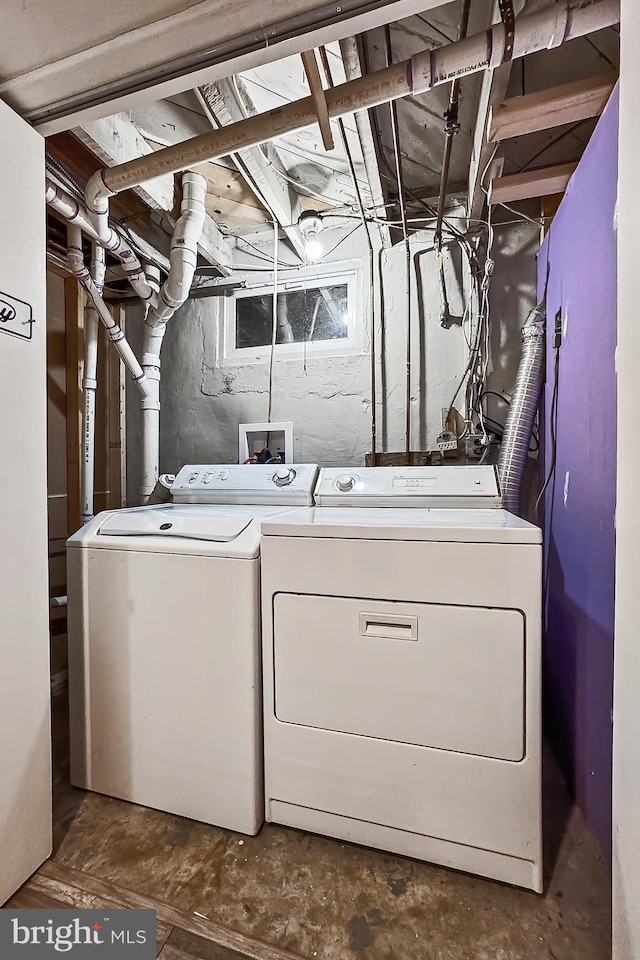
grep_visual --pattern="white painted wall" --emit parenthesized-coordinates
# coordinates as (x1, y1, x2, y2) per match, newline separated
(0, 99, 51, 902)
(613, 3, 640, 956)
(122, 219, 537, 498)
(151, 226, 469, 473)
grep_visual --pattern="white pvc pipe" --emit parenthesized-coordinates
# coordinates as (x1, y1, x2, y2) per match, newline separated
(84, 0, 619, 204)
(66, 226, 154, 401)
(139, 172, 207, 500)
(81, 242, 106, 524)
(46, 178, 156, 304)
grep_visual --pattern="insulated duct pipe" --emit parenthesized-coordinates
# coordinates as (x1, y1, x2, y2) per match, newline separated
(140, 172, 207, 501)
(84, 0, 618, 211)
(81, 242, 106, 524)
(66, 226, 154, 401)
(498, 305, 546, 515)
(46, 178, 156, 304)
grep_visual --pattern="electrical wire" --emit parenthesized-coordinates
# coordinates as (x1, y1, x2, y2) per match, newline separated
(535, 344, 561, 513)
(267, 222, 279, 424)
(318, 43, 378, 464)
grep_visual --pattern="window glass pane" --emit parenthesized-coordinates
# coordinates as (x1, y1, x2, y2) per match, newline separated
(235, 283, 349, 349)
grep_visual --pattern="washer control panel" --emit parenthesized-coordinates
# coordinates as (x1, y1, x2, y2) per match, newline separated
(172, 464, 318, 504)
(315, 465, 501, 508)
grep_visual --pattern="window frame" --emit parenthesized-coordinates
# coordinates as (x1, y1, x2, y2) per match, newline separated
(218, 259, 363, 366)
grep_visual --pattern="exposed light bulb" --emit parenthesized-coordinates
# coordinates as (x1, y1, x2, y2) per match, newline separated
(299, 212, 324, 262)
(304, 234, 323, 261)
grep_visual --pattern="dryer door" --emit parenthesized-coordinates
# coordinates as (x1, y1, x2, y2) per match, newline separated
(273, 594, 525, 761)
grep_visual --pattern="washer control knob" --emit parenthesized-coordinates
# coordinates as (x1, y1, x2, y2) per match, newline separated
(336, 474, 355, 492)
(273, 467, 295, 487)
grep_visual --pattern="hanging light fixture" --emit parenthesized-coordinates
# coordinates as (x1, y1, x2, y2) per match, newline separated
(298, 211, 324, 261)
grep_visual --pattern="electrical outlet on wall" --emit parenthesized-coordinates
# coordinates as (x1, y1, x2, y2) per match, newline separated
(554, 308, 563, 348)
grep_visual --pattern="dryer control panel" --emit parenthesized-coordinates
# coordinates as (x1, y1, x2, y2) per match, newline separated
(314, 465, 501, 508)
(171, 464, 319, 505)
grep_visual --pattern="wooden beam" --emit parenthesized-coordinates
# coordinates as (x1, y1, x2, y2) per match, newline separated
(488, 72, 617, 143)
(489, 162, 578, 204)
(75, 113, 175, 211)
(301, 49, 335, 151)
(192, 160, 270, 226)
(197, 81, 307, 260)
(47, 131, 152, 226)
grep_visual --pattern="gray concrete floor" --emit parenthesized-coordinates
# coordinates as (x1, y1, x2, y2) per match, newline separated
(51, 694, 611, 960)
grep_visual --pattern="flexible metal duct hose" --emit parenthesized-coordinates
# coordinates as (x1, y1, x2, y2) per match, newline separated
(498, 305, 546, 515)
(146, 474, 175, 505)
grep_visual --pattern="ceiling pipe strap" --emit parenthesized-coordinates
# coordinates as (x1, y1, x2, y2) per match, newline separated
(498, 0, 516, 62)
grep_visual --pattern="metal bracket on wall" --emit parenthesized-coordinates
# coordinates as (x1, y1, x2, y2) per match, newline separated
(498, 0, 516, 62)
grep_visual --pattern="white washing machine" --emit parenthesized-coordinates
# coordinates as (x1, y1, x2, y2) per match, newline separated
(67, 463, 318, 835)
(260, 465, 543, 890)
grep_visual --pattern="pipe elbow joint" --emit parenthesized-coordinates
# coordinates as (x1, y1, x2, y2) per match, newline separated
(86, 169, 115, 212)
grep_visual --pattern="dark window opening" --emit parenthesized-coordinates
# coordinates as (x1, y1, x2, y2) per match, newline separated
(235, 284, 349, 349)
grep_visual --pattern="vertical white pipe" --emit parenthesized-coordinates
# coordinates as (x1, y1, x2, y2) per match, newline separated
(139, 172, 207, 501)
(66, 226, 153, 398)
(81, 243, 106, 524)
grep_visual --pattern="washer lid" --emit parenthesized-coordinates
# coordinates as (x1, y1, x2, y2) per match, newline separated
(261, 507, 542, 544)
(98, 505, 252, 542)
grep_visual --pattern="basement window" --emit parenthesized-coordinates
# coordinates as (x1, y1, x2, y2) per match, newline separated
(220, 260, 363, 365)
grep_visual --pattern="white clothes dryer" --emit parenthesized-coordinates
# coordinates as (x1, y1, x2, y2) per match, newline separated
(67, 463, 318, 835)
(260, 465, 543, 889)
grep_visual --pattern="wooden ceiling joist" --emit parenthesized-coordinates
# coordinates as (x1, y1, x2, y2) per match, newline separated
(489, 162, 578, 205)
(300, 49, 335, 152)
(75, 113, 175, 212)
(70, 113, 233, 274)
(488, 72, 617, 143)
(197, 80, 308, 261)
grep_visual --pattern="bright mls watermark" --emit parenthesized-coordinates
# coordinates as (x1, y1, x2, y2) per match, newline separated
(0, 910, 156, 958)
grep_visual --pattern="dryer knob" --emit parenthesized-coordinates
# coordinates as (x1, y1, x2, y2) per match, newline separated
(336, 474, 355, 492)
(273, 467, 295, 486)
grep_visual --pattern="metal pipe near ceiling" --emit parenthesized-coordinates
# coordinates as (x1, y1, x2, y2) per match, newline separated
(318, 44, 379, 466)
(84, 0, 619, 211)
(384, 24, 412, 466)
(433, 0, 471, 252)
